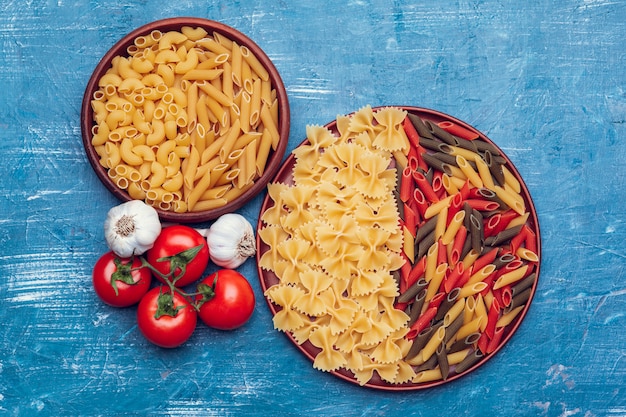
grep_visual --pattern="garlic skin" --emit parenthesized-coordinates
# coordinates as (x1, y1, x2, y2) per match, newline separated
(104, 200, 162, 258)
(206, 213, 256, 269)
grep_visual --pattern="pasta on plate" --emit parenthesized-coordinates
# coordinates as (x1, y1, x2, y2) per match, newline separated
(260, 106, 415, 385)
(257, 105, 540, 389)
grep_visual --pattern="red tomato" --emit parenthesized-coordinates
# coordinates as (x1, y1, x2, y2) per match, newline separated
(146, 225, 209, 287)
(196, 269, 255, 330)
(136, 286, 197, 348)
(92, 251, 151, 307)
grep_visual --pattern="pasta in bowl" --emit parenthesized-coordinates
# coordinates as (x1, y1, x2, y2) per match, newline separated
(81, 17, 290, 222)
(256, 106, 540, 390)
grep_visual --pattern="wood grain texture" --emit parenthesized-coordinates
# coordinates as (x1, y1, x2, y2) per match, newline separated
(1, 0, 625, 416)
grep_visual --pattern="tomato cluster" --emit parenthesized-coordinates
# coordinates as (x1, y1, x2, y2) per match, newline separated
(92, 225, 255, 348)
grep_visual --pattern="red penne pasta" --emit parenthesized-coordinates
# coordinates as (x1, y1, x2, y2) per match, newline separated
(412, 188, 429, 218)
(471, 247, 499, 273)
(403, 203, 418, 237)
(405, 256, 426, 290)
(491, 286, 502, 303)
(428, 292, 446, 310)
(399, 257, 412, 293)
(500, 285, 513, 307)
(522, 224, 538, 253)
(459, 179, 471, 201)
(455, 265, 472, 288)
(477, 331, 490, 355)
(407, 305, 438, 339)
(437, 120, 479, 140)
(395, 301, 409, 311)
(492, 209, 520, 236)
(484, 298, 501, 339)
(449, 225, 468, 266)
(400, 166, 414, 203)
(443, 262, 465, 293)
(413, 171, 439, 203)
(446, 192, 464, 225)
(437, 239, 447, 266)
(403, 116, 421, 148)
(486, 326, 506, 354)
(509, 227, 527, 254)
(432, 170, 446, 200)
(407, 155, 420, 174)
(483, 213, 503, 238)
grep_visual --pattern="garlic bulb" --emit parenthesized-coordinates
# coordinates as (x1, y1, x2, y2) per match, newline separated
(205, 213, 256, 269)
(104, 200, 162, 258)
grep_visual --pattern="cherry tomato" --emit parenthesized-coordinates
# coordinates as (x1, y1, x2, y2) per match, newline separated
(136, 286, 197, 348)
(92, 251, 151, 307)
(146, 225, 209, 287)
(196, 269, 255, 330)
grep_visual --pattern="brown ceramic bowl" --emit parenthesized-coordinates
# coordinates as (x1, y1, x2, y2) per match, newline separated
(256, 106, 540, 390)
(81, 17, 290, 223)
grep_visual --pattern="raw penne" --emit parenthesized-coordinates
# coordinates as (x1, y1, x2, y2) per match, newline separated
(441, 210, 465, 245)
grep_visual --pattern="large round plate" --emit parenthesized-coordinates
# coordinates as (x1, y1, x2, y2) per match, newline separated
(256, 106, 540, 390)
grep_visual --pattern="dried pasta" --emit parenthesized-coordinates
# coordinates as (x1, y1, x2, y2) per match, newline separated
(260, 106, 540, 387)
(260, 106, 413, 385)
(89, 26, 281, 213)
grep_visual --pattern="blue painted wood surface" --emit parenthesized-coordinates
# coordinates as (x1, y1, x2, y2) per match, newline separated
(1, 1, 625, 416)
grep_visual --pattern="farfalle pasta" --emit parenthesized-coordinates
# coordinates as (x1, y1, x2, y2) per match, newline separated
(258, 105, 541, 389)
(260, 105, 413, 384)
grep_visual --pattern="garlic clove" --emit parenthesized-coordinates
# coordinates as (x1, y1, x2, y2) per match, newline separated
(104, 200, 162, 258)
(205, 213, 256, 269)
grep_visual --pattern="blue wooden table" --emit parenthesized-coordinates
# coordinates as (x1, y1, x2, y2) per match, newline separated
(1, 1, 625, 416)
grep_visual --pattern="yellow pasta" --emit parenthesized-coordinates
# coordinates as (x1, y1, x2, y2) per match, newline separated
(458, 281, 489, 299)
(456, 155, 483, 188)
(473, 294, 488, 332)
(493, 264, 530, 290)
(474, 154, 495, 189)
(441, 210, 466, 245)
(218, 119, 242, 162)
(256, 129, 273, 176)
(502, 165, 521, 193)
(496, 306, 524, 327)
(456, 316, 484, 341)
(240, 45, 270, 81)
(425, 263, 447, 302)
(181, 25, 208, 41)
(443, 298, 466, 327)
(90, 26, 281, 213)
(434, 205, 449, 240)
(423, 195, 452, 220)
(260, 103, 279, 148)
(466, 264, 496, 286)
(230, 41, 242, 86)
(119, 138, 143, 166)
(494, 185, 525, 215)
(413, 368, 443, 383)
(418, 326, 446, 363)
(424, 242, 439, 282)
(517, 247, 539, 262)
(259, 107, 415, 385)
